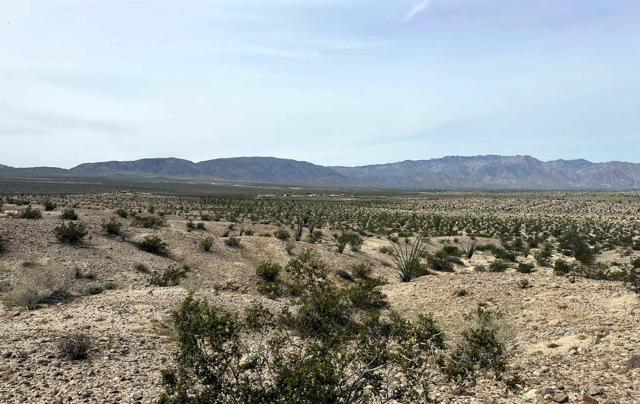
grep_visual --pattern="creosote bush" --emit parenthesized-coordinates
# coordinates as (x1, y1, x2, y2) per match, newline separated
(224, 236, 241, 248)
(60, 209, 78, 220)
(256, 261, 281, 282)
(137, 236, 169, 256)
(439, 305, 508, 382)
(54, 221, 88, 244)
(17, 206, 42, 219)
(159, 250, 448, 403)
(150, 265, 190, 287)
(200, 237, 214, 252)
(102, 218, 122, 236)
(274, 228, 290, 240)
(44, 200, 57, 211)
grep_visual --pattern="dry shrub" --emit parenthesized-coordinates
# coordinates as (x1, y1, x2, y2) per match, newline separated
(2, 265, 74, 310)
(58, 332, 92, 360)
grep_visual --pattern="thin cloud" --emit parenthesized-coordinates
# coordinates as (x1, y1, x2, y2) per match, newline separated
(405, 0, 431, 21)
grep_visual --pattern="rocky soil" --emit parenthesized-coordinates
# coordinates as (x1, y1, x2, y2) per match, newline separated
(0, 195, 638, 403)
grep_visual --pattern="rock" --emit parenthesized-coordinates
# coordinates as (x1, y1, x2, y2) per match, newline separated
(586, 383, 603, 396)
(131, 391, 143, 401)
(582, 394, 599, 404)
(627, 353, 640, 369)
(523, 389, 539, 400)
(552, 393, 569, 403)
(2, 351, 12, 359)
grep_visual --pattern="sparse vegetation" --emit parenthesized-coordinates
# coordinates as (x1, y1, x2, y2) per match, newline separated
(224, 236, 241, 248)
(200, 237, 214, 252)
(17, 206, 42, 219)
(58, 332, 92, 360)
(2, 266, 74, 310)
(136, 236, 169, 255)
(54, 221, 88, 244)
(391, 235, 427, 282)
(60, 208, 78, 220)
(102, 218, 122, 235)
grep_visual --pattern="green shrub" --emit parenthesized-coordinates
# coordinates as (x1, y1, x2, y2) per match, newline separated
(285, 241, 295, 255)
(440, 305, 506, 382)
(150, 265, 190, 287)
(516, 262, 535, 274)
(274, 229, 290, 241)
(428, 251, 454, 272)
(350, 262, 373, 279)
(336, 233, 362, 253)
(58, 333, 92, 360)
(224, 236, 241, 248)
(534, 244, 554, 267)
(60, 209, 78, 220)
(103, 281, 117, 290)
(554, 259, 573, 276)
(160, 273, 442, 403)
(54, 222, 88, 244)
(85, 284, 104, 295)
(44, 200, 57, 211)
(559, 230, 594, 265)
(17, 206, 42, 219)
(116, 209, 129, 218)
(308, 230, 323, 243)
(345, 277, 387, 310)
(102, 218, 122, 236)
(489, 260, 509, 272)
(137, 236, 168, 256)
(132, 215, 165, 229)
(256, 261, 281, 282)
(200, 237, 214, 252)
(441, 245, 462, 257)
(0, 238, 5, 255)
(631, 258, 640, 269)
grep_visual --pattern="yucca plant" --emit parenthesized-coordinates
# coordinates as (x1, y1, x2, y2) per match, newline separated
(391, 235, 427, 282)
(462, 240, 478, 259)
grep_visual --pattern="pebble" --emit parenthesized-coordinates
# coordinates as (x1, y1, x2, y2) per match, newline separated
(552, 392, 569, 403)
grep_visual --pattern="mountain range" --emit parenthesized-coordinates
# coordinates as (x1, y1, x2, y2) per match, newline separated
(1, 155, 640, 190)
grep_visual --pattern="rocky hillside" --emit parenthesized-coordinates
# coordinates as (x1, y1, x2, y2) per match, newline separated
(2, 155, 640, 190)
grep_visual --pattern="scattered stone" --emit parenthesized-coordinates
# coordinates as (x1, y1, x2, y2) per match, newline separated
(552, 392, 569, 403)
(586, 383, 603, 396)
(627, 353, 640, 369)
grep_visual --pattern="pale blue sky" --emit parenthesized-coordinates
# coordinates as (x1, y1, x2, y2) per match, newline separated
(1, 0, 638, 168)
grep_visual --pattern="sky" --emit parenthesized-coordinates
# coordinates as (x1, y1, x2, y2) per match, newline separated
(0, 0, 638, 168)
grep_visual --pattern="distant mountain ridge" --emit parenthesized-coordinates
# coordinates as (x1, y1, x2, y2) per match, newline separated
(1, 155, 640, 190)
